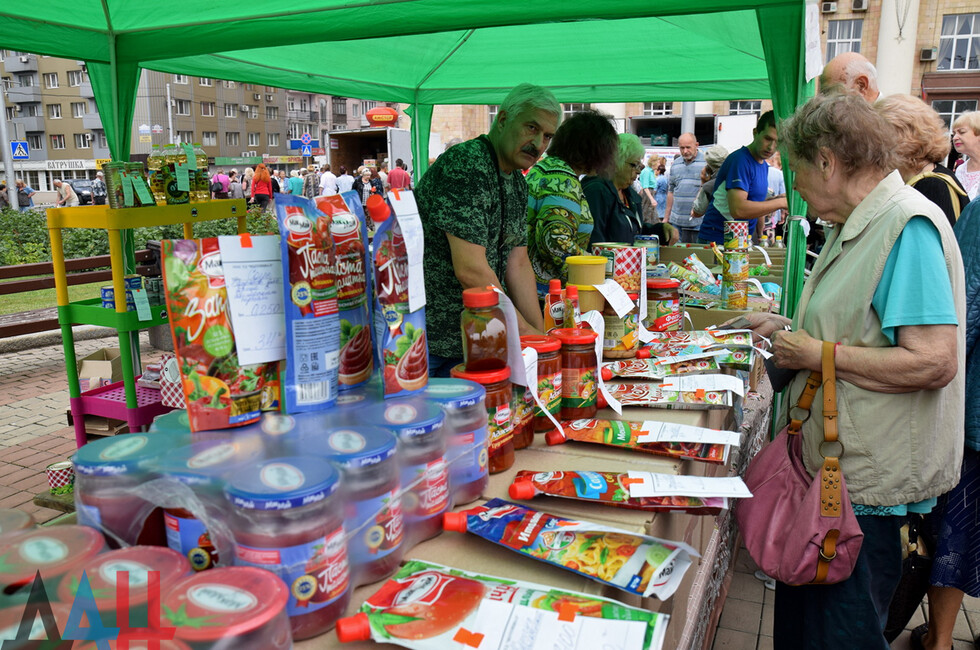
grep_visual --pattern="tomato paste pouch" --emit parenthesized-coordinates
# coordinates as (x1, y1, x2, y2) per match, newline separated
(275, 193, 341, 412)
(509, 470, 727, 514)
(316, 193, 374, 391)
(162, 238, 280, 431)
(336, 559, 670, 650)
(444, 499, 697, 601)
(546, 418, 730, 464)
(373, 197, 428, 398)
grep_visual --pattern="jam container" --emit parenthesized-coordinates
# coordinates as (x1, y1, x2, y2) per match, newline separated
(511, 383, 535, 450)
(78, 640, 192, 650)
(602, 292, 640, 359)
(645, 278, 682, 332)
(552, 328, 600, 420)
(163, 566, 292, 649)
(305, 426, 404, 584)
(156, 438, 263, 572)
(461, 287, 509, 372)
(422, 379, 489, 506)
(568, 283, 604, 314)
(226, 457, 350, 639)
(362, 399, 450, 547)
(0, 602, 75, 647)
(634, 234, 660, 268)
(450, 366, 515, 474)
(520, 335, 563, 433)
(565, 255, 608, 286)
(57, 546, 190, 628)
(0, 525, 105, 597)
(73, 433, 189, 548)
(0, 510, 34, 539)
(149, 409, 191, 434)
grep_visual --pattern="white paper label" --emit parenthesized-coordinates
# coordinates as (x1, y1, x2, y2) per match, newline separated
(388, 191, 427, 312)
(626, 472, 753, 499)
(637, 421, 741, 447)
(493, 287, 527, 387)
(660, 373, 745, 397)
(593, 279, 634, 318)
(580, 310, 621, 414)
(522, 347, 563, 436)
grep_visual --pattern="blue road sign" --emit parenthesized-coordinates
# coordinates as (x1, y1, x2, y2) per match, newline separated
(10, 141, 29, 160)
(288, 139, 319, 150)
(300, 144, 313, 157)
(300, 133, 312, 145)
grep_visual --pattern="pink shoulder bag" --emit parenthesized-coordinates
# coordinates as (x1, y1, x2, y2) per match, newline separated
(735, 340, 864, 585)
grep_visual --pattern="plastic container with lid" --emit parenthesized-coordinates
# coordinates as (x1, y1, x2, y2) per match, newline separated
(163, 566, 292, 649)
(0, 510, 33, 539)
(304, 426, 404, 584)
(422, 379, 489, 506)
(552, 328, 600, 420)
(602, 292, 640, 359)
(565, 255, 607, 286)
(148, 409, 191, 434)
(156, 439, 263, 572)
(362, 399, 450, 547)
(461, 287, 508, 372)
(568, 283, 604, 314)
(225, 457, 350, 639)
(450, 366, 514, 474)
(57, 546, 190, 627)
(73, 433, 189, 548)
(520, 335, 563, 433)
(634, 234, 660, 267)
(645, 278, 682, 332)
(0, 525, 105, 597)
(0, 602, 74, 648)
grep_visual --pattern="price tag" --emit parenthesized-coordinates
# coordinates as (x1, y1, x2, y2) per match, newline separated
(592, 279, 634, 318)
(626, 471, 753, 499)
(387, 191, 426, 312)
(660, 373, 745, 397)
(120, 172, 135, 207)
(492, 287, 527, 387)
(181, 143, 198, 170)
(131, 287, 152, 321)
(132, 175, 154, 206)
(580, 309, 621, 414)
(638, 247, 647, 321)
(176, 161, 192, 192)
(637, 421, 741, 446)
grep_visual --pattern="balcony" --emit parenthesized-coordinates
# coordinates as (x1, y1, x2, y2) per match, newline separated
(287, 110, 318, 122)
(78, 81, 95, 98)
(7, 85, 41, 104)
(4, 55, 38, 74)
(11, 115, 44, 132)
(82, 112, 103, 130)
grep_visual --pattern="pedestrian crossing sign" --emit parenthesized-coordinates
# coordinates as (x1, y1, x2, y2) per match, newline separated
(10, 141, 29, 160)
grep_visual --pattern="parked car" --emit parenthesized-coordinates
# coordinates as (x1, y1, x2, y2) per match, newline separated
(71, 179, 94, 205)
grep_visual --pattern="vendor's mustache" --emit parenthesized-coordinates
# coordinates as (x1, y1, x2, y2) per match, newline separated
(522, 145, 541, 158)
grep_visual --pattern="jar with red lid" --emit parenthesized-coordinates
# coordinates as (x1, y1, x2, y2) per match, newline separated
(225, 457, 350, 640)
(163, 566, 292, 649)
(0, 525, 105, 600)
(520, 335, 563, 433)
(602, 293, 640, 359)
(510, 384, 535, 450)
(57, 546, 190, 628)
(450, 366, 514, 474)
(302, 426, 405, 584)
(645, 278, 682, 332)
(552, 328, 600, 420)
(460, 287, 508, 371)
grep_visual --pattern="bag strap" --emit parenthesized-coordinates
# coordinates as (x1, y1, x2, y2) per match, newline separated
(815, 340, 844, 583)
(908, 171, 967, 220)
(787, 369, 822, 435)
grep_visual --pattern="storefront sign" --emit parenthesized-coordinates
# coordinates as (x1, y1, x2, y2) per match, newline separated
(330, 139, 339, 150)
(95, 159, 111, 169)
(215, 156, 263, 166)
(45, 159, 93, 171)
(262, 156, 303, 164)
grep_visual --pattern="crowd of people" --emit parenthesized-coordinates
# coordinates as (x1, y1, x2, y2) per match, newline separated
(410, 59, 980, 650)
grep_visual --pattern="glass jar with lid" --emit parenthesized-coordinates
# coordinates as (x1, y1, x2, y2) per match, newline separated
(519, 335, 562, 433)
(450, 366, 514, 474)
(551, 328, 600, 420)
(460, 287, 508, 372)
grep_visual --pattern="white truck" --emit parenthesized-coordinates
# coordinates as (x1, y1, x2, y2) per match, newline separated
(326, 127, 414, 176)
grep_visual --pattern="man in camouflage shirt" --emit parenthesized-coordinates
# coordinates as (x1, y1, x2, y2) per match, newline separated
(416, 83, 561, 375)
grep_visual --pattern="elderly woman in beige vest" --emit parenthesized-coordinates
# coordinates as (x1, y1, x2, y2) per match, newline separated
(737, 93, 966, 649)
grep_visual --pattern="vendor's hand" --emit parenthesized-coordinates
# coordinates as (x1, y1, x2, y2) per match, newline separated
(722, 312, 790, 341)
(772, 328, 821, 371)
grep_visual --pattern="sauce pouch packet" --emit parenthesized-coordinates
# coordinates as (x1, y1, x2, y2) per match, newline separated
(601, 357, 721, 381)
(335, 559, 670, 650)
(162, 238, 280, 431)
(444, 499, 697, 601)
(274, 193, 341, 412)
(606, 383, 733, 410)
(509, 470, 727, 514)
(315, 193, 374, 390)
(371, 196, 428, 398)
(545, 418, 730, 464)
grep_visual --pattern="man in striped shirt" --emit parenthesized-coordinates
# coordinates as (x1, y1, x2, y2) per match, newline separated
(664, 133, 706, 243)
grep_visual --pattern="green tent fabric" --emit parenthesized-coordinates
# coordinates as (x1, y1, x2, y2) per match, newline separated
(0, 0, 811, 313)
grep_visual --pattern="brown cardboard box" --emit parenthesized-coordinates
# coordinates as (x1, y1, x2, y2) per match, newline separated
(77, 348, 123, 392)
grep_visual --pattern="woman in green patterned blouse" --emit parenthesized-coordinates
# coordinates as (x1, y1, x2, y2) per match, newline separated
(527, 109, 618, 297)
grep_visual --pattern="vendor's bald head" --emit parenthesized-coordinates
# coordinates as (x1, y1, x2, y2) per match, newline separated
(819, 52, 880, 104)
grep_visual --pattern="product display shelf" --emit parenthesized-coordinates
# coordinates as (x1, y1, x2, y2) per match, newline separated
(47, 200, 248, 447)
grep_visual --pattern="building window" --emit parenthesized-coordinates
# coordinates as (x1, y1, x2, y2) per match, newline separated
(300, 98, 309, 111)
(488, 105, 499, 129)
(363, 101, 377, 112)
(643, 102, 672, 116)
(97, 132, 108, 148)
(50, 134, 65, 150)
(826, 19, 863, 63)
(201, 102, 215, 117)
(4, 106, 12, 121)
(250, 107, 259, 119)
(352, 102, 360, 118)
(67, 70, 84, 86)
(266, 86, 276, 92)
(939, 13, 980, 71)
(932, 99, 979, 129)
(42, 73, 58, 88)
(268, 132, 280, 147)
(174, 74, 189, 84)
(562, 103, 590, 119)
(176, 130, 194, 144)
(333, 99, 347, 116)
(320, 100, 328, 122)
(226, 132, 240, 146)
(729, 100, 762, 116)
(287, 97, 295, 111)
(16, 74, 34, 88)
(288, 123, 300, 139)
(175, 100, 190, 116)
(199, 77, 213, 86)
(266, 106, 279, 120)
(223, 80, 236, 89)
(225, 103, 237, 118)
(71, 102, 86, 118)
(0, 51, 5, 62)
(248, 132, 260, 147)
(47, 104, 62, 119)
(202, 131, 217, 147)
(74, 133, 90, 149)
(27, 134, 42, 149)
(25, 103, 41, 117)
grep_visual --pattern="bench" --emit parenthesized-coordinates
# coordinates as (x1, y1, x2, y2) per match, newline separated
(0, 249, 157, 338)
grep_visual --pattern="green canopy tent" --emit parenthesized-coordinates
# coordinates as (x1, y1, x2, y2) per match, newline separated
(0, 0, 812, 313)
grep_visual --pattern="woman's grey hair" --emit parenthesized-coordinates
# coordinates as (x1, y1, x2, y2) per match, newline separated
(780, 93, 897, 176)
(617, 133, 646, 165)
(497, 83, 562, 128)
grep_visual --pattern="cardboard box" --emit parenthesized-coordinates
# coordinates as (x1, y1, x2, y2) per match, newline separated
(65, 410, 129, 436)
(684, 306, 754, 331)
(77, 348, 123, 391)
